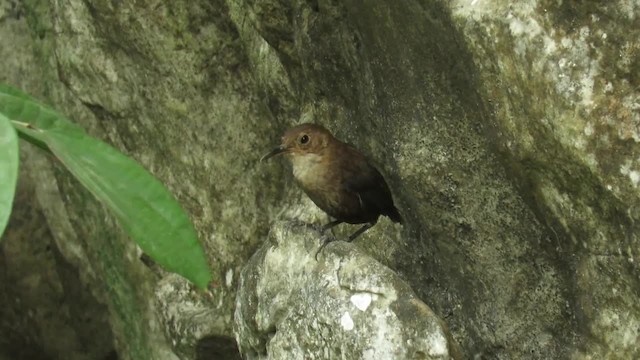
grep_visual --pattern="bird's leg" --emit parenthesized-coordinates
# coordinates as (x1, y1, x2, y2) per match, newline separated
(315, 240, 331, 261)
(347, 221, 376, 242)
(315, 220, 342, 260)
(316, 220, 376, 260)
(320, 219, 343, 234)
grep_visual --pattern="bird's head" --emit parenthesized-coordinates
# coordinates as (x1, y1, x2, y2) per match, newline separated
(261, 123, 334, 162)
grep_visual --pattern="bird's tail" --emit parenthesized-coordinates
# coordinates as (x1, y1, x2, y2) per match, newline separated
(387, 206, 402, 224)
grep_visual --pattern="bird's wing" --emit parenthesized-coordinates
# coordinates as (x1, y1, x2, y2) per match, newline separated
(340, 150, 397, 219)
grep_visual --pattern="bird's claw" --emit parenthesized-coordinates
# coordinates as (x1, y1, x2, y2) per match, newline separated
(314, 238, 333, 261)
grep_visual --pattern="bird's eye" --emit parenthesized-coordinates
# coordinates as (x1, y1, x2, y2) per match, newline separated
(300, 134, 309, 144)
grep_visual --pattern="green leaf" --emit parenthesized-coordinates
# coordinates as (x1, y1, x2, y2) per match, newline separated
(0, 84, 84, 134)
(47, 132, 212, 289)
(0, 84, 211, 289)
(0, 113, 19, 240)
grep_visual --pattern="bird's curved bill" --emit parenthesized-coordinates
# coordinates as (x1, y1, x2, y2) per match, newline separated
(260, 146, 286, 162)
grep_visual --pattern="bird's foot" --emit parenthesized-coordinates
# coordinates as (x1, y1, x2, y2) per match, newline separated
(314, 237, 335, 261)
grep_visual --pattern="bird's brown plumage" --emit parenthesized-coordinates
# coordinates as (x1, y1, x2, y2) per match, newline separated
(262, 123, 401, 247)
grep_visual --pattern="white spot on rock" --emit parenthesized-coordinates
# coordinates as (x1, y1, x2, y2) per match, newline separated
(350, 293, 373, 311)
(225, 269, 234, 287)
(340, 312, 354, 331)
(543, 36, 557, 55)
(604, 82, 613, 93)
(629, 171, 640, 187)
(584, 122, 594, 136)
(620, 161, 640, 188)
(428, 331, 449, 357)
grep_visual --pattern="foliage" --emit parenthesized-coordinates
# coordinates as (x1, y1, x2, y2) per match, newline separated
(0, 113, 18, 238)
(0, 84, 211, 289)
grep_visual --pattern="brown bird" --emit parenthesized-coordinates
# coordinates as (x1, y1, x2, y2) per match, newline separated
(261, 123, 402, 257)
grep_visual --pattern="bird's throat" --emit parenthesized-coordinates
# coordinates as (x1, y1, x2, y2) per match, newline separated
(291, 153, 325, 189)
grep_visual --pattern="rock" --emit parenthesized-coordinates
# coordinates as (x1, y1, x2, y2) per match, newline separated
(154, 274, 240, 360)
(234, 221, 461, 359)
(449, 1, 640, 357)
(0, 0, 638, 358)
(0, 149, 115, 360)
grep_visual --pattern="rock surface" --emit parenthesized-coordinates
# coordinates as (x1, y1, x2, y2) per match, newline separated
(1, 149, 115, 360)
(0, 0, 638, 359)
(234, 221, 460, 359)
(450, 1, 640, 357)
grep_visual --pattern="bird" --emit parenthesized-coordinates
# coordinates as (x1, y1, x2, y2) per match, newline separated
(261, 123, 402, 258)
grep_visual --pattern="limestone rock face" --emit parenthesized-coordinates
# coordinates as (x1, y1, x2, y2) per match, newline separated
(234, 221, 460, 360)
(0, 0, 638, 359)
(450, 2, 640, 357)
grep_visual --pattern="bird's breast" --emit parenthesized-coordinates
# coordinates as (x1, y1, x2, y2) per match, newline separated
(288, 152, 377, 223)
(290, 153, 327, 188)
(290, 153, 341, 204)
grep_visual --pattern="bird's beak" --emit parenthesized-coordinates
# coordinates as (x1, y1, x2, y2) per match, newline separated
(260, 145, 286, 162)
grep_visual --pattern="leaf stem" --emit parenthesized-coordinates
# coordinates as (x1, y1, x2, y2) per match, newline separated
(10, 120, 40, 131)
